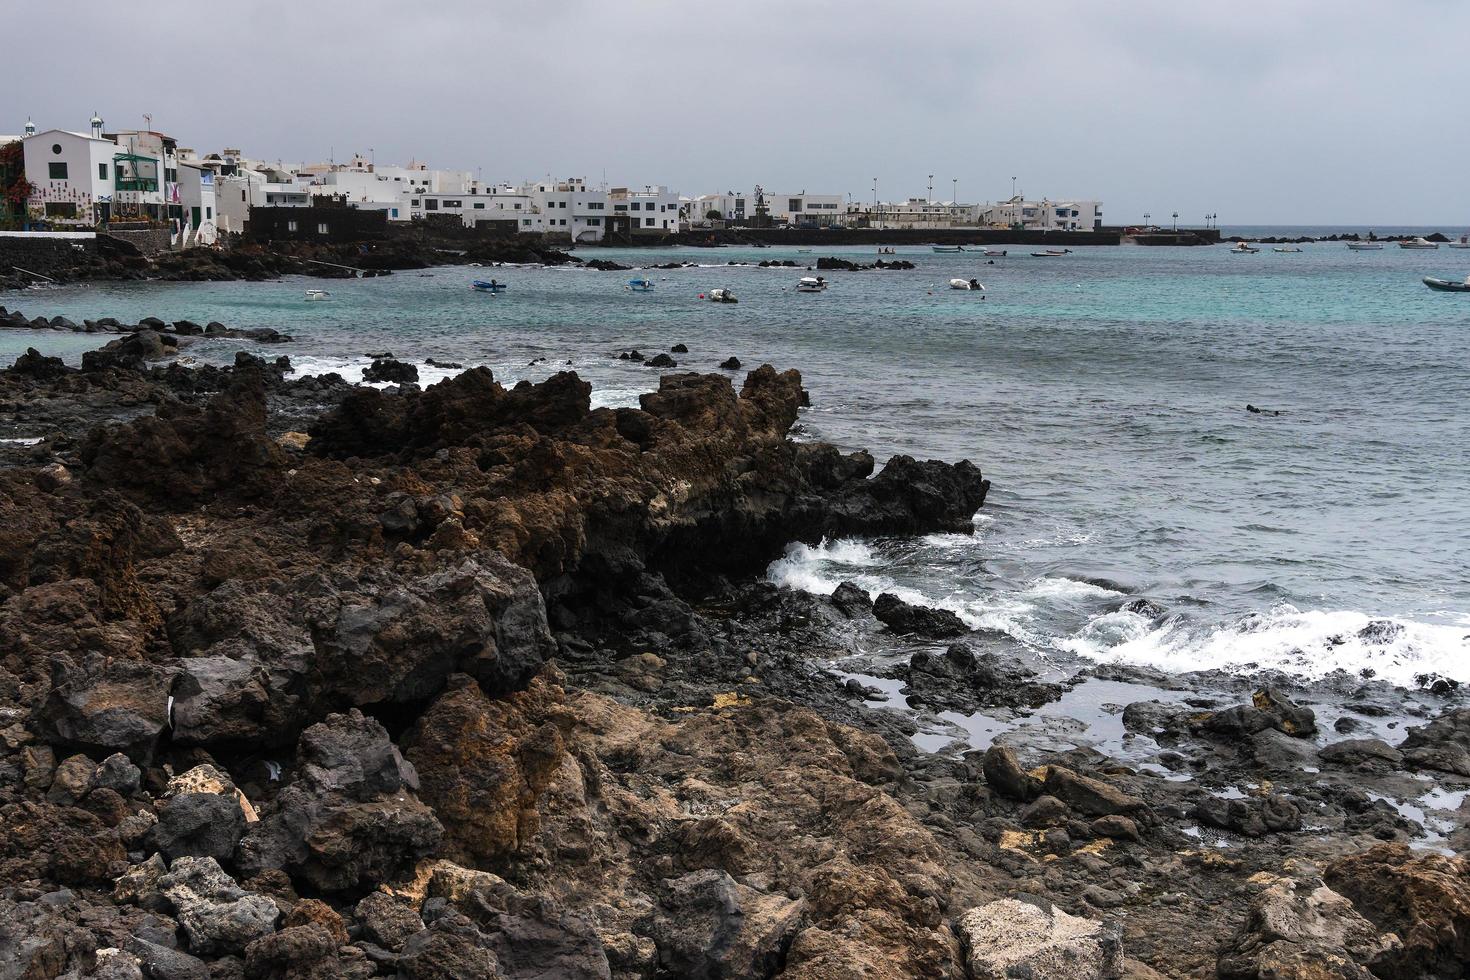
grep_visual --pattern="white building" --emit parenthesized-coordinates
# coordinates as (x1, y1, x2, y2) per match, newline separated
(176, 161, 218, 245)
(21, 116, 139, 225)
(608, 185, 679, 235)
(978, 198, 1103, 231)
(850, 198, 978, 230)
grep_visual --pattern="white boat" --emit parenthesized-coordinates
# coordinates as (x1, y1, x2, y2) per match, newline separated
(1229, 243, 1260, 254)
(625, 278, 654, 292)
(797, 248, 812, 254)
(1399, 237, 1439, 249)
(931, 245, 964, 253)
(304, 289, 330, 301)
(796, 276, 828, 293)
(1272, 246, 1303, 253)
(707, 288, 738, 303)
(949, 278, 985, 291)
(982, 249, 1007, 257)
(1346, 241, 1383, 251)
(1449, 235, 1470, 249)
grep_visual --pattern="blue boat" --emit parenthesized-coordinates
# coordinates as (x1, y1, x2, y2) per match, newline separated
(472, 279, 507, 292)
(626, 278, 654, 292)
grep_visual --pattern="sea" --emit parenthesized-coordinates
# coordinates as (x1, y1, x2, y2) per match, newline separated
(4, 228, 1469, 691)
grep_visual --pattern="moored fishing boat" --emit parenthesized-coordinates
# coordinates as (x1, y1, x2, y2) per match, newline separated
(1399, 237, 1439, 249)
(796, 276, 829, 292)
(707, 288, 738, 303)
(1272, 246, 1303, 253)
(626, 278, 654, 292)
(931, 245, 964, 253)
(982, 249, 1007, 257)
(1449, 235, 1470, 249)
(1346, 241, 1383, 250)
(1423, 275, 1470, 292)
(1229, 243, 1260, 254)
(304, 289, 330, 301)
(472, 279, 507, 292)
(949, 278, 985, 291)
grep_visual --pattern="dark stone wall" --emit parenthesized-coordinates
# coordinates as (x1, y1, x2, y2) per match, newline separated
(0, 236, 100, 284)
(247, 206, 388, 243)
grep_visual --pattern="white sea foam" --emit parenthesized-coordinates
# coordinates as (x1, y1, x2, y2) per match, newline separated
(0, 437, 43, 446)
(1067, 604, 1470, 687)
(1023, 576, 1127, 601)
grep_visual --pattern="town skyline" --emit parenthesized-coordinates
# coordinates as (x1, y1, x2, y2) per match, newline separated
(12, 0, 1470, 226)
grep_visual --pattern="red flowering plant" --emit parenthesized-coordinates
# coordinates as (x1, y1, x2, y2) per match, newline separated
(0, 141, 36, 224)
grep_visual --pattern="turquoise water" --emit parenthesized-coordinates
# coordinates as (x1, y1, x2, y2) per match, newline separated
(6, 241, 1470, 685)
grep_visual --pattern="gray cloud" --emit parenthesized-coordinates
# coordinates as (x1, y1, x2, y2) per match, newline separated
(11, 0, 1468, 224)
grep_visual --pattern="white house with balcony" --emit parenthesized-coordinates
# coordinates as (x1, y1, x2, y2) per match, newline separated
(608, 185, 679, 235)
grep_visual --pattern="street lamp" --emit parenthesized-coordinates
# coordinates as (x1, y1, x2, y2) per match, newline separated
(1011, 176, 1017, 200)
(1172, 212, 1179, 231)
(1144, 212, 1151, 228)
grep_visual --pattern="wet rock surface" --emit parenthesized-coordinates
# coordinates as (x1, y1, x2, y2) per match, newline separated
(0, 340, 1466, 978)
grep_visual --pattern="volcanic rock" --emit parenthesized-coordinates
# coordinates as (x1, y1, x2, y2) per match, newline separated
(956, 897, 1123, 979)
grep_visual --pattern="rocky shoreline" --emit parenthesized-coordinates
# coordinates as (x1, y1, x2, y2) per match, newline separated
(0, 336, 1467, 979)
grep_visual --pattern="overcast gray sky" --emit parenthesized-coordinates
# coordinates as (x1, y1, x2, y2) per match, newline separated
(13, 1, 1469, 225)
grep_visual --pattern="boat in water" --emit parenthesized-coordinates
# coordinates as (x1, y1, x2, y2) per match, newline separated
(877, 247, 896, 255)
(949, 278, 985, 291)
(1423, 276, 1470, 292)
(931, 245, 964, 253)
(304, 289, 330, 301)
(1449, 235, 1470, 249)
(1346, 241, 1383, 250)
(1031, 249, 1072, 257)
(982, 249, 1007, 257)
(707, 288, 738, 303)
(1399, 237, 1440, 249)
(796, 276, 829, 293)
(472, 279, 507, 293)
(1272, 246, 1303, 253)
(626, 278, 654, 292)
(797, 248, 812, 254)
(1229, 243, 1260, 254)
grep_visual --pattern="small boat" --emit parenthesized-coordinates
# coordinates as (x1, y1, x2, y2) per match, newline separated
(796, 276, 828, 293)
(1423, 276, 1470, 292)
(949, 278, 985, 291)
(982, 249, 1007, 257)
(1399, 237, 1439, 249)
(1346, 241, 1383, 251)
(1449, 235, 1470, 249)
(625, 278, 654, 292)
(1229, 243, 1260, 254)
(797, 248, 812, 254)
(1272, 246, 1303, 253)
(931, 245, 964, 253)
(472, 279, 507, 292)
(1031, 249, 1072, 257)
(708, 288, 738, 303)
(304, 289, 330, 301)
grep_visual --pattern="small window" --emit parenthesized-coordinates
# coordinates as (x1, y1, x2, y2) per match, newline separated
(411, 198, 420, 206)
(317, 222, 329, 234)
(425, 200, 438, 211)
(287, 220, 298, 232)
(645, 217, 655, 227)
(390, 208, 399, 218)
(630, 202, 640, 211)
(587, 217, 600, 226)
(98, 162, 108, 180)
(473, 202, 485, 209)
(241, 190, 246, 201)
(522, 219, 531, 226)
(48, 161, 68, 179)
(514, 203, 522, 210)
(52, 143, 63, 154)
(206, 207, 212, 219)
(559, 201, 566, 208)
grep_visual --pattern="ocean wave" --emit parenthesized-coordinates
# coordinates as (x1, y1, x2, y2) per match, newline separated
(1066, 604, 1470, 686)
